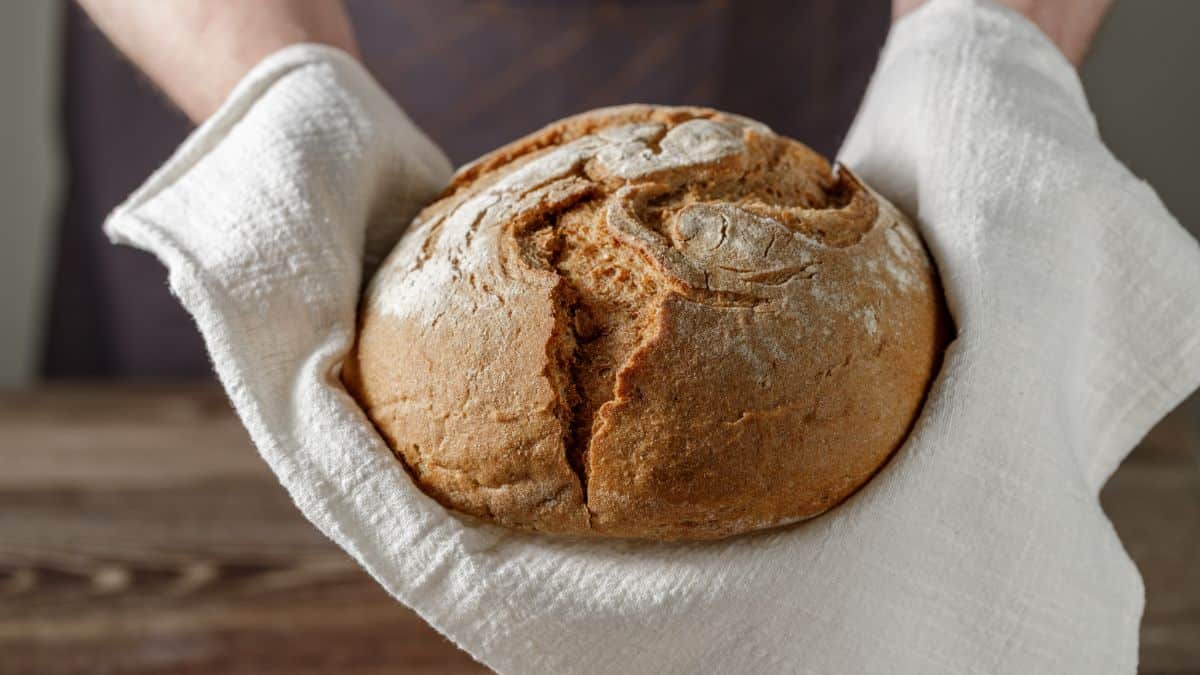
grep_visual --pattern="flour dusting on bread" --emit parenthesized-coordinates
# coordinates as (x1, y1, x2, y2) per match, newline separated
(344, 105, 950, 541)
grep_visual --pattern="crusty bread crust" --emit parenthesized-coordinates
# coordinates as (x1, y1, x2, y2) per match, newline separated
(343, 105, 951, 540)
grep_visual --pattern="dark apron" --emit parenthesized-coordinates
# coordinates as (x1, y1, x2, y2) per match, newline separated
(45, 0, 887, 378)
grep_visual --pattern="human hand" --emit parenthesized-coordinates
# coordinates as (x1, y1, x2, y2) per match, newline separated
(96, 0, 1200, 670)
(76, 0, 359, 123)
(893, 0, 1113, 66)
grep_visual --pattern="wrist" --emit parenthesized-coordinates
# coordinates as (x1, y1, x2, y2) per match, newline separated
(891, 0, 1112, 67)
(78, 0, 359, 123)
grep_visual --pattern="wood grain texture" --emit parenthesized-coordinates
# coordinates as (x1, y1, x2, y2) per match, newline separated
(0, 384, 1196, 674)
(0, 385, 487, 675)
(1102, 397, 1200, 675)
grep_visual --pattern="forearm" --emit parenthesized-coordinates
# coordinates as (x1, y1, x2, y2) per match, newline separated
(76, 0, 359, 123)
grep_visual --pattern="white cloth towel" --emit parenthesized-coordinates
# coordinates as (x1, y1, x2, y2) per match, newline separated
(105, 1, 1200, 672)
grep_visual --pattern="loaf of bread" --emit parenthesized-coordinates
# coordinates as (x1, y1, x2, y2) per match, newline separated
(343, 105, 950, 540)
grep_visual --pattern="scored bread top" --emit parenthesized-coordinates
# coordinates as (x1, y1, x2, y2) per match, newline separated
(343, 105, 950, 540)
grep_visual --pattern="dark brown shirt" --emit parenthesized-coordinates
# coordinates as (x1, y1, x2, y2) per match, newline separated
(45, 0, 888, 378)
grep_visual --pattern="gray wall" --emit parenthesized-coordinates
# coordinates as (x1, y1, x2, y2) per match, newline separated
(0, 0, 1196, 385)
(1083, 0, 1200, 238)
(1082, 1, 1200, 424)
(0, 2, 61, 386)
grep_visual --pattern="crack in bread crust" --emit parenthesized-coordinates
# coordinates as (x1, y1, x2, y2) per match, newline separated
(345, 105, 952, 540)
(525, 199, 667, 509)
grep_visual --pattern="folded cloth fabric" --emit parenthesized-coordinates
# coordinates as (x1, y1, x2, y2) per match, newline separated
(105, 0, 1200, 672)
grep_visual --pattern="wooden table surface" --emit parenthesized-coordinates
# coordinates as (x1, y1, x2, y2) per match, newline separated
(1, 385, 1197, 674)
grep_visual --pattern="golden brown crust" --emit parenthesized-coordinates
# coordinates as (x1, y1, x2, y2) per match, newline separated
(344, 105, 951, 540)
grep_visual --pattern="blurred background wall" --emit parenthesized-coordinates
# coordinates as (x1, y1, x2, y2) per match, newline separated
(0, 0, 1197, 386)
(1082, 0, 1200, 243)
(0, 2, 61, 386)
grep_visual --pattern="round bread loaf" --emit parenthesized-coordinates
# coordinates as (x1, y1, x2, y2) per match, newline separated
(344, 105, 950, 541)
